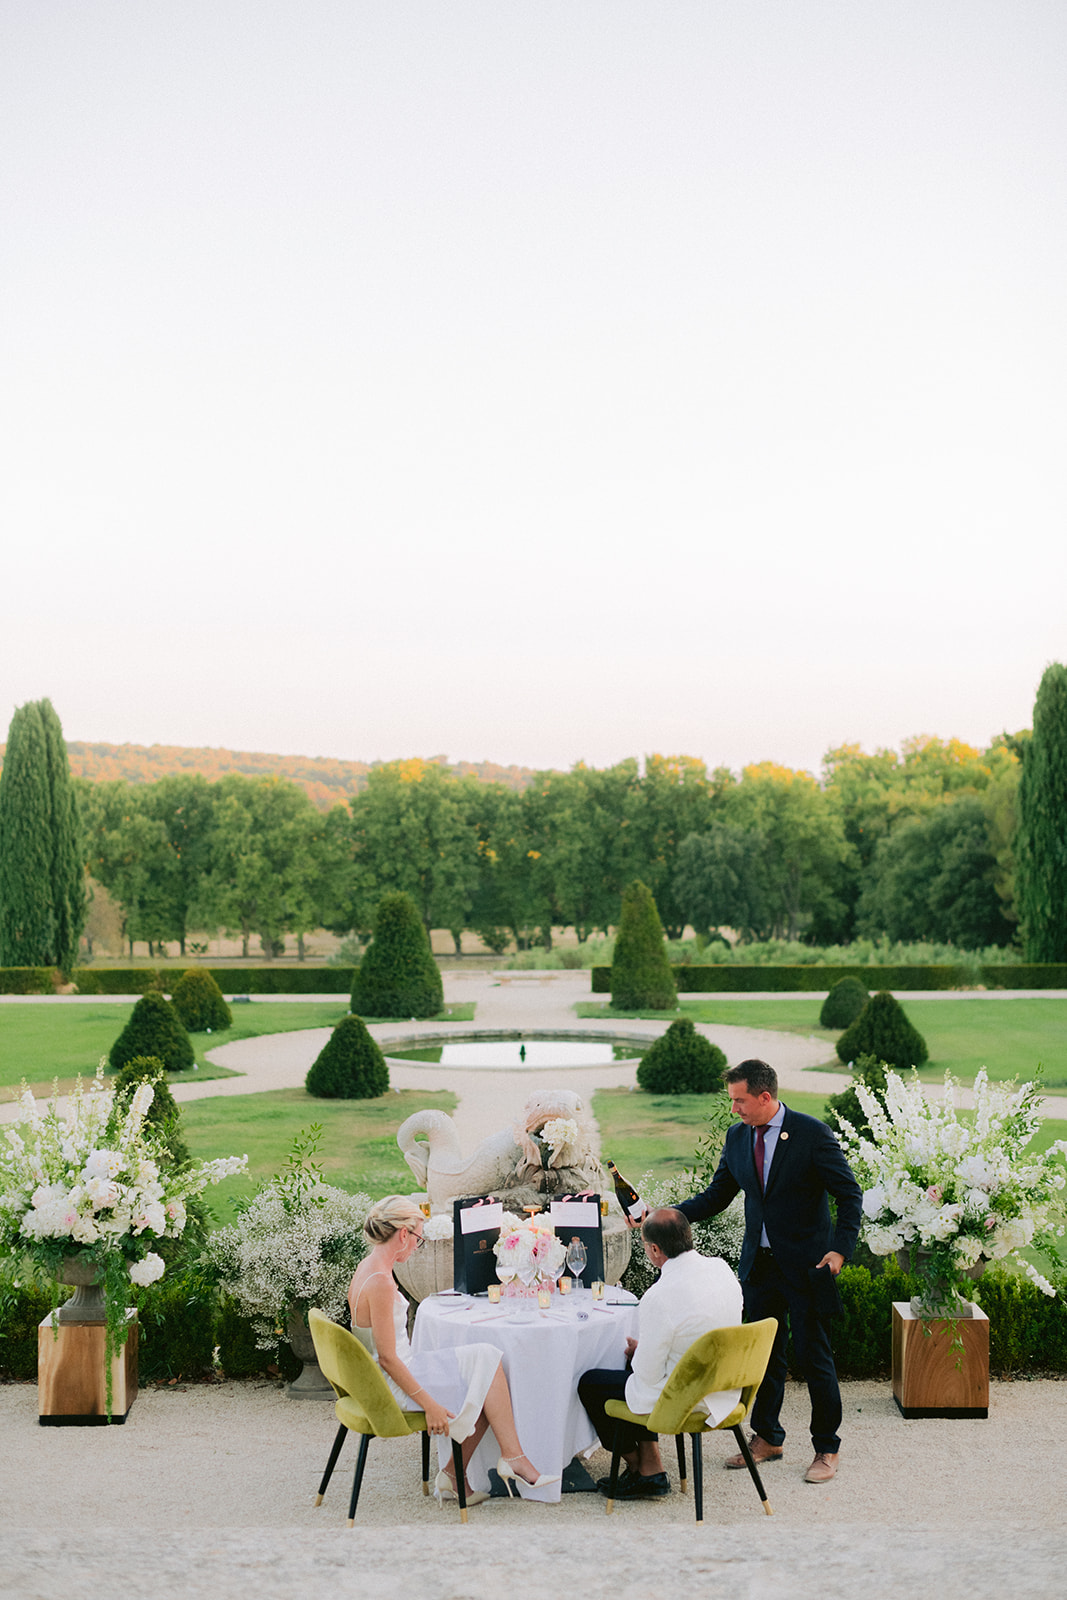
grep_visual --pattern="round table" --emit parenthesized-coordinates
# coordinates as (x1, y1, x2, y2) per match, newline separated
(412, 1289, 639, 1503)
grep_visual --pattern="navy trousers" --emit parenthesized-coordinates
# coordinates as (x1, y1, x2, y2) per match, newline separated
(743, 1250, 842, 1455)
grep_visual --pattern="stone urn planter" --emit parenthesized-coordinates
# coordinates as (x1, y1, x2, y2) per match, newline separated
(55, 1256, 107, 1324)
(284, 1307, 335, 1401)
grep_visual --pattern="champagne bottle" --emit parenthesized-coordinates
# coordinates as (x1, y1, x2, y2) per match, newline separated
(606, 1159, 645, 1221)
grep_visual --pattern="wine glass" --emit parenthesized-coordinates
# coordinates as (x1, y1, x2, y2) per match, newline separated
(566, 1237, 587, 1292)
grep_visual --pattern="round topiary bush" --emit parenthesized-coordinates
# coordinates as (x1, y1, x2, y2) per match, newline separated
(836, 990, 929, 1071)
(820, 976, 869, 1030)
(111, 1054, 190, 1166)
(610, 881, 677, 1011)
(109, 991, 195, 1074)
(306, 1014, 390, 1099)
(351, 892, 443, 1020)
(636, 1018, 727, 1094)
(171, 968, 232, 1033)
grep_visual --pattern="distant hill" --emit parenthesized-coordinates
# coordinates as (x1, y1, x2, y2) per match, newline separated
(0, 741, 542, 812)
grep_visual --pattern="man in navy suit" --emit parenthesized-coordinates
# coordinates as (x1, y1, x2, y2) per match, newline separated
(676, 1058, 862, 1484)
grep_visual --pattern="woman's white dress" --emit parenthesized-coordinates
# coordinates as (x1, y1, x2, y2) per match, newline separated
(352, 1276, 500, 1443)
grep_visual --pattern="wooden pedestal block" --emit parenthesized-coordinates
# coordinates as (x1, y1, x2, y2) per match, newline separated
(38, 1311, 138, 1425)
(891, 1300, 988, 1419)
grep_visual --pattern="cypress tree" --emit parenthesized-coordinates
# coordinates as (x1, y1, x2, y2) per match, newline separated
(306, 1015, 390, 1098)
(171, 968, 232, 1032)
(836, 991, 928, 1071)
(1016, 662, 1067, 962)
(0, 698, 85, 974)
(351, 892, 443, 1019)
(610, 880, 677, 1010)
(819, 976, 869, 1030)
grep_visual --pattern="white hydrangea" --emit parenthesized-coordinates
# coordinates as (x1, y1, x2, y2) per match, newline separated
(129, 1252, 166, 1287)
(422, 1213, 453, 1241)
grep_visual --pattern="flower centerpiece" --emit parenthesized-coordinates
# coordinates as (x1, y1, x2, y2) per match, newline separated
(0, 1067, 247, 1410)
(202, 1125, 371, 1393)
(834, 1068, 1067, 1317)
(492, 1213, 567, 1293)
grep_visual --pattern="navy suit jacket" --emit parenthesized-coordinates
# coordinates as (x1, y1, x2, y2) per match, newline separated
(677, 1105, 862, 1291)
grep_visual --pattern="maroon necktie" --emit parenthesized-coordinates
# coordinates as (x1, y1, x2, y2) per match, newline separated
(754, 1124, 766, 1191)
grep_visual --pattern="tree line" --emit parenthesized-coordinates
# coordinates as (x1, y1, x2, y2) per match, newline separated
(1, 667, 1066, 969)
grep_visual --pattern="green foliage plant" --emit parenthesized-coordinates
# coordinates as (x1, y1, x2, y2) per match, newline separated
(1016, 662, 1067, 962)
(820, 976, 870, 1028)
(351, 891, 444, 1019)
(610, 880, 677, 1010)
(824, 1053, 889, 1139)
(0, 698, 85, 975)
(636, 1018, 727, 1094)
(835, 990, 929, 1070)
(305, 1014, 389, 1099)
(109, 991, 195, 1074)
(171, 967, 233, 1032)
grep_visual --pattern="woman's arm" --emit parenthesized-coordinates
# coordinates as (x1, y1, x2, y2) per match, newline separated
(362, 1274, 454, 1434)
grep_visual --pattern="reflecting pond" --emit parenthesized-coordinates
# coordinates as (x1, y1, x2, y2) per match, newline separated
(385, 1037, 646, 1069)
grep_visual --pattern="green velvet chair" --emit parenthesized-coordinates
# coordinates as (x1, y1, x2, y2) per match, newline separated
(603, 1317, 779, 1522)
(307, 1308, 470, 1524)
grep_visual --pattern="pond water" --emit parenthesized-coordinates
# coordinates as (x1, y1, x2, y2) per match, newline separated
(385, 1037, 646, 1070)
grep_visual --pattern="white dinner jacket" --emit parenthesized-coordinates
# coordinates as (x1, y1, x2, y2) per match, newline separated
(625, 1250, 744, 1425)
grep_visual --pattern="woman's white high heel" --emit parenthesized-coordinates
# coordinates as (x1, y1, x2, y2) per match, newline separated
(434, 1468, 489, 1508)
(495, 1456, 562, 1497)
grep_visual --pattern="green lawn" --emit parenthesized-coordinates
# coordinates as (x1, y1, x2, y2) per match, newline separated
(0, 999, 475, 1100)
(578, 996, 1067, 1089)
(181, 1085, 459, 1224)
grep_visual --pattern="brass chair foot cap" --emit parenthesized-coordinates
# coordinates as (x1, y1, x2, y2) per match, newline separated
(314, 1495, 323, 1506)
(346, 1519, 354, 1529)
(422, 1483, 429, 1496)
(762, 1503, 774, 1516)
(605, 1500, 614, 1514)
(460, 1509, 469, 1524)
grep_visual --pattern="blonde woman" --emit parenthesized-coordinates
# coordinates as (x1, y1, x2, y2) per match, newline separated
(348, 1196, 558, 1504)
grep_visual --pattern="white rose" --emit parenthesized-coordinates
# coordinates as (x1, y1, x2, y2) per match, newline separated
(128, 1252, 165, 1287)
(422, 1214, 453, 1241)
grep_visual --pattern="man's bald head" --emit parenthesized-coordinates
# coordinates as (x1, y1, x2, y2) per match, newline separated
(641, 1207, 693, 1259)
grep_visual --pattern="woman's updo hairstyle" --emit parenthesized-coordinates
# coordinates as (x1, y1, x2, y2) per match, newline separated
(364, 1194, 424, 1245)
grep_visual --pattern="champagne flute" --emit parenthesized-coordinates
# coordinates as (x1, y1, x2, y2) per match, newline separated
(566, 1237, 587, 1292)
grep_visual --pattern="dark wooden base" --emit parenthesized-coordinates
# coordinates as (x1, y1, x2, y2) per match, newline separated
(891, 1300, 989, 1420)
(38, 1310, 138, 1425)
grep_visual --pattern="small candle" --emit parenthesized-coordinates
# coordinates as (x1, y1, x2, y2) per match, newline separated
(538, 1288, 551, 1309)
(592, 1279, 604, 1300)
(419, 1200, 432, 1219)
(487, 1284, 501, 1304)
(600, 1198, 609, 1217)
(559, 1277, 571, 1295)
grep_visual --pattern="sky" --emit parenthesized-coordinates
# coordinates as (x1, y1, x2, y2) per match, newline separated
(2, 2, 1065, 778)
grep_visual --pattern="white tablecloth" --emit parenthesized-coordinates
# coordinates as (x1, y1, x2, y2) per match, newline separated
(412, 1290, 639, 1503)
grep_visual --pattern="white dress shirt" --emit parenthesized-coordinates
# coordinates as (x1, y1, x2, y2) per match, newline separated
(625, 1250, 745, 1425)
(757, 1102, 786, 1247)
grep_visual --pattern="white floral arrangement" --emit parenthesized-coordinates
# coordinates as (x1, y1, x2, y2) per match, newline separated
(203, 1127, 371, 1350)
(493, 1216, 568, 1284)
(0, 1068, 247, 1402)
(421, 1213, 453, 1242)
(540, 1117, 580, 1161)
(834, 1069, 1067, 1306)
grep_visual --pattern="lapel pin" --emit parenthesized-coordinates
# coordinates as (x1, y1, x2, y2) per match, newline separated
(780, 1131, 789, 1141)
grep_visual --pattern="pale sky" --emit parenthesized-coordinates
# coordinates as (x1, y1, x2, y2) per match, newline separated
(2, 2, 1064, 776)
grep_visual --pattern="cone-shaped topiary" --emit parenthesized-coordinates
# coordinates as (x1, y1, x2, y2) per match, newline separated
(351, 892, 443, 1020)
(109, 991, 195, 1074)
(610, 881, 677, 1010)
(171, 968, 232, 1033)
(824, 1053, 890, 1140)
(636, 1018, 727, 1094)
(111, 1055, 191, 1166)
(305, 1014, 390, 1099)
(820, 976, 870, 1030)
(836, 991, 928, 1071)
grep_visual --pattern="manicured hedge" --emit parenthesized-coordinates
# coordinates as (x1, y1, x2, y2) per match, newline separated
(591, 963, 1067, 994)
(68, 966, 356, 995)
(0, 967, 59, 995)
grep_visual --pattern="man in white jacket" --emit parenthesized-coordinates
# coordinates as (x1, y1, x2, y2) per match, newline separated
(577, 1208, 743, 1498)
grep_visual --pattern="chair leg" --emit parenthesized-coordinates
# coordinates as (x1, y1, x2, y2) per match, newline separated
(691, 1433, 704, 1525)
(421, 1431, 431, 1495)
(346, 1433, 371, 1527)
(451, 1439, 469, 1524)
(731, 1425, 773, 1516)
(315, 1422, 348, 1506)
(605, 1424, 624, 1515)
(675, 1433, 688, 1494)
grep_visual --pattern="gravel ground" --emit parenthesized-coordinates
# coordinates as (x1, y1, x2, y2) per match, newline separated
(2, 1375, 1066, 1598)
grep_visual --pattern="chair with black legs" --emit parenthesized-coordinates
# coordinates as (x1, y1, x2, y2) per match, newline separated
(307, 1307, 471, 1525)
(603, 1318, 779, 1523)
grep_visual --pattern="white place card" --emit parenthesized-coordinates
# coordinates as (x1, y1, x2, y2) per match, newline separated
(460, 1201, 503, 1235)
(550, 1200, 600, 1228)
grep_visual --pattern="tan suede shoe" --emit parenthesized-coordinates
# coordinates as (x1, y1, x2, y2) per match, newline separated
(804, 1451, 839, 1483)
(724, 1433, 784, 1469)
